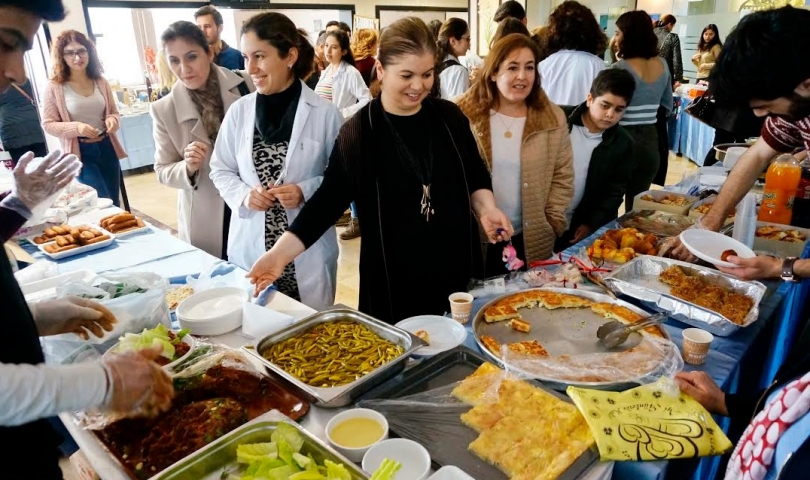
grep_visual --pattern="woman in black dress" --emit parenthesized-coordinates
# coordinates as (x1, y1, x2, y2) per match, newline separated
(247, 17, 513, 324)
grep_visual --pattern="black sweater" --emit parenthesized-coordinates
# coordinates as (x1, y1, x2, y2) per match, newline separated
(289, 97, 491, 323)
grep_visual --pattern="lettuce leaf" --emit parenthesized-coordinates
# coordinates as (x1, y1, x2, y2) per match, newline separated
(236, 442, 278, 464)
(114, 324, 178, 360)
(324, 460, 351, 480)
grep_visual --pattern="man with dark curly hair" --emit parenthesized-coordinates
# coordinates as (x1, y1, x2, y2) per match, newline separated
(539, 1, 607, 105)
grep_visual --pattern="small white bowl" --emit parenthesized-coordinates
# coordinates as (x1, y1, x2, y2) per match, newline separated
(326, 408, 389, 463)
(362, 438, 431, 480)
(176, 287, 248, 335)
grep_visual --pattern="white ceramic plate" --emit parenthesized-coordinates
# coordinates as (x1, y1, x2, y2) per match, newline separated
(679, 230, 756, 267)
(395, 315, 467, 357)
(427, 466, 476, 480)
(362, 439, 431, 480)
(37, 227, 115, 260)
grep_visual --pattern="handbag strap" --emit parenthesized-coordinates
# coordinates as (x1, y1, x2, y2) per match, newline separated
(11, 83, 35, 105)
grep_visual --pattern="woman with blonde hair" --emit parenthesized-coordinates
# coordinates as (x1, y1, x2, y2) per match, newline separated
(42, 30, 126, 206)
(457, 33, 573, 275)
(155, 50, 176, 99)
(351, 28, 379, 86)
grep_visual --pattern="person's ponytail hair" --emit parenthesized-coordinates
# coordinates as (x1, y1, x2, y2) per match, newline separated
(437, 18, 468, 59)
(656, 14, 676, 28)
(241, 12, 316, 81)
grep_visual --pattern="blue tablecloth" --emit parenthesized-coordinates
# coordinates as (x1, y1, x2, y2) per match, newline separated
(668, 97, 717, 166)
(464, 223, 806, 480)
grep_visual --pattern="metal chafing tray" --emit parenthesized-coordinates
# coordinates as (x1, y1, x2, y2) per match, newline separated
(473, 288, 672, 391)
(154, 412, 368, 480)
(602, 255, 767, 336)
(359, 347, 599, 480)
(243, 305, 426, 408)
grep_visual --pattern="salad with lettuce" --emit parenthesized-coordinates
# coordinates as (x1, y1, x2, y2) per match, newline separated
(111, 324, 191, 366)
(225, 423, 400, 480)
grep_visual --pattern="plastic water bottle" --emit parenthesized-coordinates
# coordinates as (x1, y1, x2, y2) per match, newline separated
(758, 154, 801, 224)
(733, 192, 757, 248)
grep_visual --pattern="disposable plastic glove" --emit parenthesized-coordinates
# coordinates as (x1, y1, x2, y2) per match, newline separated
(101, 346, 174, 417)
(29, 296, 117, 339)
(12, 149, 81, 211)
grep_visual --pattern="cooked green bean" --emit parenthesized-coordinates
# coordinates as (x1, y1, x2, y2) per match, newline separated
(260, 320, 404, 387)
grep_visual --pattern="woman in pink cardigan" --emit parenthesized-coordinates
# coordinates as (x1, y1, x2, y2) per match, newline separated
(42, 30, 127, 206)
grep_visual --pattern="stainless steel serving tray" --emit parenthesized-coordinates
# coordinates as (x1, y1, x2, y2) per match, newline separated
(154, 412, 368, 480)
(602, 255, 767, 336)
(243, 305, 426, 408)
(473, 288, 672, 391)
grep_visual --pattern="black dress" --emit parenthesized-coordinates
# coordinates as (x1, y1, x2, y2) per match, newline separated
(253, 81, 303, 301)
(289, 97, 491, 323)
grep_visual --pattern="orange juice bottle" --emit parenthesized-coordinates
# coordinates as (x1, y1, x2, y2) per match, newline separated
(759, 154, 802, 225)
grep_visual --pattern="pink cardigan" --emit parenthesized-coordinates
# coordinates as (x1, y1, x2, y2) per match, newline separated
(42, 78, 127, 159)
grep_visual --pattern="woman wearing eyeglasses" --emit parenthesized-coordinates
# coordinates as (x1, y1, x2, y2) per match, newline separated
(42, 30, 126, 206)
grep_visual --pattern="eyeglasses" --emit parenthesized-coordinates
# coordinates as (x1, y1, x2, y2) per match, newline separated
(63, 49, 88, 59)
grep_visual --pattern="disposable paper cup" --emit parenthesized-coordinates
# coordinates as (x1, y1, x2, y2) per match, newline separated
(682, 328, 714, 365)
(448, 292, 473, 324)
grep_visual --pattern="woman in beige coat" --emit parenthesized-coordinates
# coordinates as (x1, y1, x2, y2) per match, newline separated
(457, 34, 573, 276)
(151, 21, 253, 258)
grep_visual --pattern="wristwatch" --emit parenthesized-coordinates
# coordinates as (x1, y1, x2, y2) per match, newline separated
(781, 257, 799, 282)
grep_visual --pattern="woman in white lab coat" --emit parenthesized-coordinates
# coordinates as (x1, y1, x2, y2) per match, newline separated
(210, 12, 342, 310)
(437, 18, 471, 100)
(314, 30, 371, 120)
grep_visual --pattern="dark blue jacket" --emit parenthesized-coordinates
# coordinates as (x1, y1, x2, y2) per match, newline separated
(214, 41, 244, 70)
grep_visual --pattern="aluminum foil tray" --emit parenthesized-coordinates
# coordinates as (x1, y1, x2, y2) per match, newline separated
(243, 305, 426, 407)
(602, 255, 767, 336)
(155, 412, 368, 479)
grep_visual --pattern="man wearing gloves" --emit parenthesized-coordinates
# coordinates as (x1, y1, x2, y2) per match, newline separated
(0, 1, 175, 478)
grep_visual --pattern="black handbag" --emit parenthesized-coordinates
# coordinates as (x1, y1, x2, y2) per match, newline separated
(685, 94, 746, 132)
(684, 94, 715, 125)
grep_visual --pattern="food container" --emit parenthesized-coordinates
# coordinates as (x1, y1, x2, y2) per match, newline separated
(37, 226, 116, 260)
(326, 408, 389, 462)
(632, 190, 698, 216)
(616, 209, 695, 238)
(602, 255, 767, 336)
(243, 305, 426, 407)
(472, 288, 673, 391)
(362, 439, 431, 480)
(752, 221, 810, 258)
(714, 143, 750, 164)
(176, 287, 248, 335)
(688, 196, 736, 226)
(155, 412, 368, 480)
(102, 333, 196, 371)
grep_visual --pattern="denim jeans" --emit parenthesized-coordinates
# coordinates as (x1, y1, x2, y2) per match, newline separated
(78, 136, 120, 207)
(350, 201, 358, 218)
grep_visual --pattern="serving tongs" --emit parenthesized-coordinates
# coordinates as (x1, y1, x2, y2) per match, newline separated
(597, 312, 667, 348)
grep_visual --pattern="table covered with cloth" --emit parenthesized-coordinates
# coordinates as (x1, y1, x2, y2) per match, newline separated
(444, 222, 808, 480)
(668, 96, 717, 167)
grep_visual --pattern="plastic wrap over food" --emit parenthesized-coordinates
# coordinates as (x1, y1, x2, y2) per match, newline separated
(359, 363, 599, 480)
(75, 341, 232, 430)
(602, 256, 767, 336)
(567, 377, 733, 461)
(498, 335, 684, 388)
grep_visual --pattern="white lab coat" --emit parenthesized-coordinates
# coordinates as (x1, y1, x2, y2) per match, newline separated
(538, 50, 607, 106)
(440, 54, 470, 101)
(209, 81, 342, 310)
(319, 61, 371, 120)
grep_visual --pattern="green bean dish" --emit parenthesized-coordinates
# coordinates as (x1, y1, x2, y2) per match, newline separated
(260, 320, 405, 387)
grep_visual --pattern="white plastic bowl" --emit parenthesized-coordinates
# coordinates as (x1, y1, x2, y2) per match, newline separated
(326, 408, 389, 463)
(176, 287, 248, 335)
(103, 333, 195, 371)
(362, 438, 431, 480)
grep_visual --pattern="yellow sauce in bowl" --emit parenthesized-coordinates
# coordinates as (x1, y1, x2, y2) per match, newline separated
(330, 417, 385, 448)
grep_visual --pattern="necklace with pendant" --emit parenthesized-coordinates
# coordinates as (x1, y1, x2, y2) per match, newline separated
(383, 110, 435, 222)
(495, 111, 524, 139)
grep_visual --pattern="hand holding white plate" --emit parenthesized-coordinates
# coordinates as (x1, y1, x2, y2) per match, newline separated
(395, 315, 467, 357)
(679, 230, 755, 268)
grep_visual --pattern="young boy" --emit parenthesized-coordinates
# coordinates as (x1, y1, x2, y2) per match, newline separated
(555, 69, 637, 251)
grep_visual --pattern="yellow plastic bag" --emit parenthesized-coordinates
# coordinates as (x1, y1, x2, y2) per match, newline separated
(567, 378, 733, 461)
